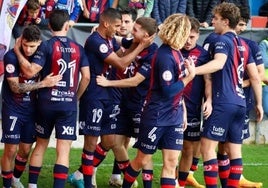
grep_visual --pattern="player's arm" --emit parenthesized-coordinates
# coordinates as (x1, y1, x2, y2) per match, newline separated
(257, 63, 268, 85)
(105, 45, 143, 71)
(246, 62, 263, 122)
(182, 99, 187, 131)
(77, 66, 90, 100)
(96, 72, 145, 88)
(14, 38, 42, 78)
(195, 53, 227, 75)
(243, 63, 268, 87)
(7, 73, 62, 94)
(105, 35, 155, 71)
(203, 73, 212, 119)
(162, 58, 195, 98)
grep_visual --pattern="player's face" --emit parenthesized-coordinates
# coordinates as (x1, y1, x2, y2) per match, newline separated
(107, 18, 122, 38)
(131, 23, 147, 43)
(118, 14, 135, 37)
(212, 13, 226, 34)
(235, 20, 247, 35)
(183, 30, 199, 50)
(21, 38, 40, 57)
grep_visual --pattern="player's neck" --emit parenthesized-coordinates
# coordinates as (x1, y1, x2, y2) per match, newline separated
(52, 30, 67, 37)
(97, 27, 108, 39)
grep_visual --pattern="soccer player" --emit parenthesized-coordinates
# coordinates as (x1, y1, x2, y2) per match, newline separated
(121, 13, 195, 188)
(108, 7, 138, 187)
(1, 25, 62, 188)
(96, 16, 158, 188)
(216, 6, 267, 188)
(195, 3, 263, 187)
(177, 16, 212, 188)
(13, 9, 90, 188)
(69, 8, 152, 188)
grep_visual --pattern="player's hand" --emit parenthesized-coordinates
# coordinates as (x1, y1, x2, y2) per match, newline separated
(14, 36, 22, 54)
(41, 73, 62, 87)
(139, 33, 156, 48)
(91, 25, 99, 33)
(69, 20, 76, 27)
(203, 100, 212, 119)
(35, 18, 41, 24)
(263, 78, 268, 85)
(184, 57, 195, 79)
(38, 0, 46, 5)
(200, 22, 209, 28)
(96, 74, 109, 87)
(255, 104, 264, 123)
(83, 9, 90, 19)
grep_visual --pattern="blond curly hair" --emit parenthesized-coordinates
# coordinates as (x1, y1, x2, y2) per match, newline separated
(158, 14, 191, 50)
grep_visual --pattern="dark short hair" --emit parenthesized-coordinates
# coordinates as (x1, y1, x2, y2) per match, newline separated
(100, 8, 122, 23)
(22, 25, 41, 42)
(238, 6, 250, 23)
(49, 9, 70, 31)
(120, 7, 138, 22)
(189, 17, 200, 33)
(26, 0, 40, 11)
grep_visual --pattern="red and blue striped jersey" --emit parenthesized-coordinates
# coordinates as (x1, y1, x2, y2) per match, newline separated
(32, 36, 89, 110)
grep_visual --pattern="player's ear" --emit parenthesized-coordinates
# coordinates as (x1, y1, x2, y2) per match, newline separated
(144, 32, 149, 38)
(64, 21, 70, 31)
(104, 21, 109, 28)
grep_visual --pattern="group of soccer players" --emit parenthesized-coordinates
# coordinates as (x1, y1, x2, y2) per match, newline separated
(1, 2, 267, 188)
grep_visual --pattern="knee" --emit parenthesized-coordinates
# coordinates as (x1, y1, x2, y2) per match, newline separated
(164, 157, 178, 169)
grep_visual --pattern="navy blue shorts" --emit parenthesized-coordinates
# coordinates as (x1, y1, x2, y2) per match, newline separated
(79, 99, 115, 136)
(184, 117, 201, 141)
(133, 124, 184, 154)
(201, 103, 246, 144)
(116, 105, 141, 138)
(36, 109, 77, 140)
(1, 104, 36, 144)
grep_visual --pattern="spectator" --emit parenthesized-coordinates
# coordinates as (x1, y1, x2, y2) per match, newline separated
(151, 0, 187, 29)
(221, 0, 250, 15)
(115, 0, 129, 10)
(186, 0, 220, 28)
(39, 0, 57, 27)
(54, 0, 82, 27)
(12, 0, 43, 39)
(128, 0, 154, 17)
(78, 0, 109, 23)
(259, 37, 268, 116)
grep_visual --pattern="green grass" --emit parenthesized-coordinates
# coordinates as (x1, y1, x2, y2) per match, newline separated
(0, 144, 268, 187)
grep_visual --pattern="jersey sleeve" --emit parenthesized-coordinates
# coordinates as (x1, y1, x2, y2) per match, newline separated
(157, 53, 177, 87)
(85, 35, 114, 61)
(138, 61, 151, 79)
(79, 46, 90, 68)
(3, 50, 20, 78)
(32, 42, 48, 68)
